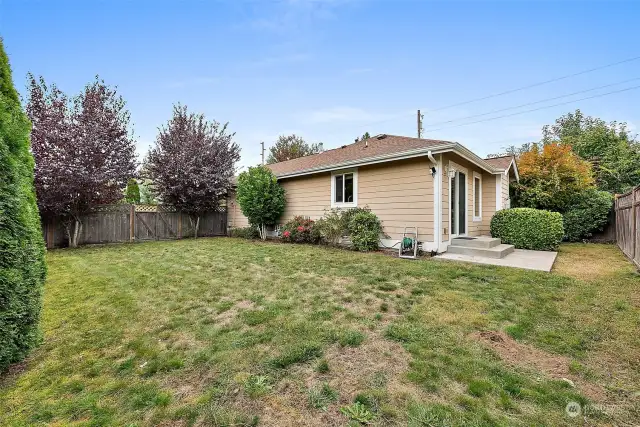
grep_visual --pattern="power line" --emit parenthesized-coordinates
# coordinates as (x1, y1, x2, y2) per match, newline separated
(422, 55, 640, 114)
(422, 84, 640, 134)
(305, 55, 640, 147)
(422, 77, 640, 128)
(335, 55, 640, 140)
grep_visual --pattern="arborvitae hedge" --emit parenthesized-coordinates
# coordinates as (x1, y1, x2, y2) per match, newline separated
(0, 38, 46, 372)
(125, 178, 141, 204)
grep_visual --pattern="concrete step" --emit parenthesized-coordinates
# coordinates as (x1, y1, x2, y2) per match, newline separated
(451, 237, 502, 249)
(447, 243, 515, 259)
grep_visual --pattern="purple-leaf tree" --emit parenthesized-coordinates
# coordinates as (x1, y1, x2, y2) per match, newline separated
(146, 104, 240, 237)
(27, 75, 137, 247)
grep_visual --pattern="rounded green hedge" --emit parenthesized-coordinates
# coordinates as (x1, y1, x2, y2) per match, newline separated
(490, 208, 564, 251)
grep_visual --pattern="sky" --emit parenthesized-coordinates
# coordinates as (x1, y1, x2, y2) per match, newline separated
(2, 0, 639, 170)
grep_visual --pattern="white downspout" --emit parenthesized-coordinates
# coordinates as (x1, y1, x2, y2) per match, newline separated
(428, 151, 440, 253)
(427, 150, 436, 164)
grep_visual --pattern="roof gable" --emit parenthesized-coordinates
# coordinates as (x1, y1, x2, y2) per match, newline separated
(484, 155, 519, 180)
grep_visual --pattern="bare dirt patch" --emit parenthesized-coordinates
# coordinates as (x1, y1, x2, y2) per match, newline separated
(0, 360, 29, 387)
(245, 330, 432, 426)
(471, 330, 606, 402)
(214, 300, 255, 326)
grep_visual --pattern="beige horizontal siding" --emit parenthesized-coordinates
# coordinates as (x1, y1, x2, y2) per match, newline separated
(358, 158, 434, 241)
(277, 158, 435, 242)
(279, 173, 331, 221)
(359, 175, 436, 189)
(482, 173, 497, 235)
(502, 171, 511, 208)
(227, 191, 250, 229)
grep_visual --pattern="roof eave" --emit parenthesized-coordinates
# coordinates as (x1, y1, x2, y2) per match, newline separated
(450, 143, 503, 175)
(275, 143, 499, 179)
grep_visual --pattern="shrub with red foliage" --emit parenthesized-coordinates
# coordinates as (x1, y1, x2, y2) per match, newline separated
(281, 216, 320, 244)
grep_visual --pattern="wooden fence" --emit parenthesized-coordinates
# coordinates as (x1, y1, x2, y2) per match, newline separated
(615, 186, 640, 267)
(43, 204, 227, 249)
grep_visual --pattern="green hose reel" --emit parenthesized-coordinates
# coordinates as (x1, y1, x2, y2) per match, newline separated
(402, 237, 414, 250)
(399, 227, 418, 259)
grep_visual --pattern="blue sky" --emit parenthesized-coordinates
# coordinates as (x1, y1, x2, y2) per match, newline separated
(2, 0, 639, 169)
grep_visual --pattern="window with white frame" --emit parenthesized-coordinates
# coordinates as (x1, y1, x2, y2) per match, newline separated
(331, 170, 357, 208)
(472, 172, 482, 221)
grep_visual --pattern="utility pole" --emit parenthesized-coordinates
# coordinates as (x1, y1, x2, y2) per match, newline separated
(417, 109, 421, 139)
(261, 141, 265, 165)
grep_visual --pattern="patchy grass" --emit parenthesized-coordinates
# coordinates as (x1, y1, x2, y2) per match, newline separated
(0, 239, 638, 426)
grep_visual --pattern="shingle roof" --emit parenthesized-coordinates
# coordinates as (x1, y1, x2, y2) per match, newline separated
(267, 134, 453, 177)
(484, 155, 514, 170)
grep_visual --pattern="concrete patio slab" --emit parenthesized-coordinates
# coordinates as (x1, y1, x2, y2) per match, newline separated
(434, 248, 558, 272)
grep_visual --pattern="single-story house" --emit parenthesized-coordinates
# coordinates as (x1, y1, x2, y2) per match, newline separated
(228, 134, 518, 253)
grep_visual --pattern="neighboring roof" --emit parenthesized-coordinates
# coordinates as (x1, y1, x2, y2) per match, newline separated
(484, 155, 514, 170)
(484, 155, 520, 182)
(267, 134, 498, 178)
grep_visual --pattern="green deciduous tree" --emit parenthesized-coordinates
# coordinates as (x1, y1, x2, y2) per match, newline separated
(124, 178, 140, 204)
(235, 166, 286, 239)
(511, 141, 614, 241)
(511, 142, 594, 212)
(138, 180, 157, 205)
(562, 188, 613, 242)
(543, 109, 640, 194)
(0, 38, 47, 372)
(267, 134, 321, 164)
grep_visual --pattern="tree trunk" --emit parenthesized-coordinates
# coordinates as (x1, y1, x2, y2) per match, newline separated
(189, 215, 201, 239)
(259, 223, 267, 240)
(66, 216, 82, 248)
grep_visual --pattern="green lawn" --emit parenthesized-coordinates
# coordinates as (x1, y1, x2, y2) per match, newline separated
(1, 239, 638, 426)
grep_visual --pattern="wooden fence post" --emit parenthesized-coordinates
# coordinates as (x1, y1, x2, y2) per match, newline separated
(633, 189, 638, 261)
(46, 218, 54, 249)
(130, 204, 135, 242)
(178, 212, 182, 239)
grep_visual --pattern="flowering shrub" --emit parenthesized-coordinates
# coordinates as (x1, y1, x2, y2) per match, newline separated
(281, 216, 321, 244)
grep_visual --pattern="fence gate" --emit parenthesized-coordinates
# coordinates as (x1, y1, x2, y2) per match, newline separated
(133, 205, 183, 241)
